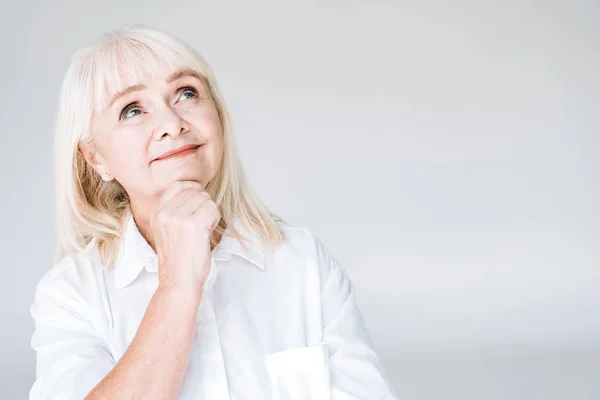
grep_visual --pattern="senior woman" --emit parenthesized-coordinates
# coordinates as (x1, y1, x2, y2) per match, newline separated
(29, 25, 397, 400)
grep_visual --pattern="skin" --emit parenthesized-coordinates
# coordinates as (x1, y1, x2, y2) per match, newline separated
(79, 63, 224, 251)
(78, 64, 226, 399)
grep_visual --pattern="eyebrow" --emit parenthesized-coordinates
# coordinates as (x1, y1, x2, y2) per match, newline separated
(107, 68, 204, 107)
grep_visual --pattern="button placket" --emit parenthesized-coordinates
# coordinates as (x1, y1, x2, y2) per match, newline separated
(195, 258, 230, 399)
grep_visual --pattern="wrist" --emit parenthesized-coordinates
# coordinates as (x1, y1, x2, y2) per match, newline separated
(155, 284, 203, 308)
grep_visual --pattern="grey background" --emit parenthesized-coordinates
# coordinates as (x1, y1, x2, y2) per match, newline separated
(1, 0, 599, 399)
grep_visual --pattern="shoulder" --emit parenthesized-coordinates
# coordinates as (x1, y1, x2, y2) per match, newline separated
(273, 222, 348, 283)
(273, 221, 319, 258)
(33, 244, 106, 311)
(29, 246, 113, 371)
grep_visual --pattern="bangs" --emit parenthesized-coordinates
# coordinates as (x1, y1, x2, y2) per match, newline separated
(88, 34, 200, 112)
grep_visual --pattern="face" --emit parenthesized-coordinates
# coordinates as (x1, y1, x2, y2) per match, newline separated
(80, 64, 223, 215)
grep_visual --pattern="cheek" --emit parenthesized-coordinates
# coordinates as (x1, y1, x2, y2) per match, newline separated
(204, 113, 224, 158)
(191, 110, 223, 165)
(105, 135, 147, 173)
(189, 104, 222, 136)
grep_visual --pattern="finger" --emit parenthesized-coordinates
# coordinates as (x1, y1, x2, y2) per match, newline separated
(159, 180, 204, 206)
(163, 187, 202, 213)
(192, 200, 221, 231)
(178, 190, 211, 215)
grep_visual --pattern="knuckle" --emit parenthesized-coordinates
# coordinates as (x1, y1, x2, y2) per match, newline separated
(197, 190, 211, 201)
(208, 201, 219, 212)
(156, 210, 170, 225)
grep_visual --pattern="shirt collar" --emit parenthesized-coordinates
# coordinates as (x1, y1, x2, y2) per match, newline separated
(113, 212, 265, 291)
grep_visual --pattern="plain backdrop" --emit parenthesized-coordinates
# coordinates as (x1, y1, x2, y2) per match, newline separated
(1, 0, 598, 399)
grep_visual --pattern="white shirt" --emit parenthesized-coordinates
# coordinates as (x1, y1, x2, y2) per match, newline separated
(29, 214, 398, 399)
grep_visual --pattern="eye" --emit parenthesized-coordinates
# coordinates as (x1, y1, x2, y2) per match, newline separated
(178, 86, 198, 101)
(120, 103, 142, 120)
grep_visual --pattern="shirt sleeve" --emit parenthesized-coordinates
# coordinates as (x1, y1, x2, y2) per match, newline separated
(29, 258, 116, 400)
(314, 235, 399, 399)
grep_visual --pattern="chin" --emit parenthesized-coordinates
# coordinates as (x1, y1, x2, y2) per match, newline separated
(169, 169, 207, 185)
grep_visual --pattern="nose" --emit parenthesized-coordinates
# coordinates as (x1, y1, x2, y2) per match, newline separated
(153, 103, 189, 140)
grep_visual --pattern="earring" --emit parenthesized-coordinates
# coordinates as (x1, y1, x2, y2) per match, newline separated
(101, 173, 113, 182)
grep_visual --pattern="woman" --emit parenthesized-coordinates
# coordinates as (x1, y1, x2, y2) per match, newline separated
(29, 25, 397, 399)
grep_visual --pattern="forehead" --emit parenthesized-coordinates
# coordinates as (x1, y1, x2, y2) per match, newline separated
(92, 42, 197, 112)
(98, 65, 173, 109)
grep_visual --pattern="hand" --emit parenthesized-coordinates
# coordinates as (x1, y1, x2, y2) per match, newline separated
(150, 180, 221, 299)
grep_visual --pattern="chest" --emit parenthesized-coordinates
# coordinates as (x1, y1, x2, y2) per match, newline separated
(102, 257, 331, 399)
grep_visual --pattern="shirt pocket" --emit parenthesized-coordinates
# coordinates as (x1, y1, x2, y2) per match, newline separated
(265, 344, 331, 400)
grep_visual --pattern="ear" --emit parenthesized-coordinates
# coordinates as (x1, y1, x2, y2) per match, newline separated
(77, 141, 109, 176)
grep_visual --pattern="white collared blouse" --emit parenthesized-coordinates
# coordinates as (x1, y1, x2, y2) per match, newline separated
(29, 214, 398, 399)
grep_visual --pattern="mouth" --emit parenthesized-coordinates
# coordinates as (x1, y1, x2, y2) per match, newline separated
(154, 144, 202, 161)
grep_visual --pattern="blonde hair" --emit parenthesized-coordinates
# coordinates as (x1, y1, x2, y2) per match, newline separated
(54, 24, 285, 269)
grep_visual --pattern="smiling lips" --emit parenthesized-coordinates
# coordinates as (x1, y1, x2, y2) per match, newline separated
(154, 144, 201, 161)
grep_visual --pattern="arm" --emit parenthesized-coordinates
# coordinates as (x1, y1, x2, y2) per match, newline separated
(313, 236, 399, 399)
(86, 287, 201, 399)
(29, 259, 202, 400)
